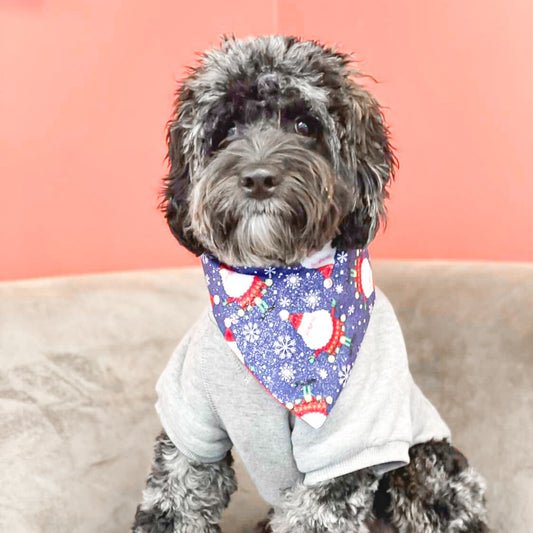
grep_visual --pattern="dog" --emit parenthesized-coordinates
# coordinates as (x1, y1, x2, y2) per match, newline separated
(132, 36, 488, 532)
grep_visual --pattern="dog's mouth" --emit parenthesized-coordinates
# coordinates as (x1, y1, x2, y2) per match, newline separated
(240, 196, 310, 235)
(243, 198, 283, 217)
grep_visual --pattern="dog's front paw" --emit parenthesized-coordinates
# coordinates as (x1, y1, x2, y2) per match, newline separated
(132, 432, 236, 533)
(133, 505, 222, 533)
(382, 441, 489, 532)
(269, 468, 379, 533)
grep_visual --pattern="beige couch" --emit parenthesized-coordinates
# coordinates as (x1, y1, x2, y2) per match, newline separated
(1, 262, 531, 532)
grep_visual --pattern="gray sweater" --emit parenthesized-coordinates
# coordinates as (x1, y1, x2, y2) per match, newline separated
(156, 287, 451, 506)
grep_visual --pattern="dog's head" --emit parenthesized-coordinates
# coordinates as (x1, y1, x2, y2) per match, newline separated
(161, 35, 396, 266)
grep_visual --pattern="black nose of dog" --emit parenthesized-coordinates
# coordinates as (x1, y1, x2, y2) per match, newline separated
(239, 168, 281, 200)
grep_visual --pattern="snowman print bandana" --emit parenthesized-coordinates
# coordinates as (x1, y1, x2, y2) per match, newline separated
(202, 244, 375, 429)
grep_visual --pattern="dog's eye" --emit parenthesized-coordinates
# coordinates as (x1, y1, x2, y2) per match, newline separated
(295, 119, 309, 135)
(294, 116, 317, 136)
(211, 122, 238, 151)
(226, 123, 237, 139)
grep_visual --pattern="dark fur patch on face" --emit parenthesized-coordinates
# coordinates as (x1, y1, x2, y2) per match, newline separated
(161, 35, 396, 265)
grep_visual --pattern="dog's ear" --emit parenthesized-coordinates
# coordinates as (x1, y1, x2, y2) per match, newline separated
(160, 88, 206, 256)
(333, 81, 396, 249)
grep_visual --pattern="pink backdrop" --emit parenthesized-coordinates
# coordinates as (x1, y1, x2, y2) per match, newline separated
(1, 0, 531, 281)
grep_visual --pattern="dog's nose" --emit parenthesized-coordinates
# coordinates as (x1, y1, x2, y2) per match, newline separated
(239, 168, 281, 200)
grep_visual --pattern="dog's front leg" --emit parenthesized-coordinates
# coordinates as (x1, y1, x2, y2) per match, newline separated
(269, 468, 381, 533)
(132, 431, 237, 533)
(382, 441, 489, 532)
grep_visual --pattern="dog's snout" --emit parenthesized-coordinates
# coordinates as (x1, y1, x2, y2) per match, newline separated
(239, 168, 281, 200)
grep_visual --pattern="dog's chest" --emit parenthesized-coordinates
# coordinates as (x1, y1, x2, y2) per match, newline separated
(204, 324, 304, 502)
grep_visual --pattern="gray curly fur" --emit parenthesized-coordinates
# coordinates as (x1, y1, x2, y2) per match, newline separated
(161, 34, 396, 265)
(135, 35, 489, 532)
(381, 442, 489, 532)
(267, 441, 488, 533)
(269, 468, 380, 533)
(132, 431, 236, 533)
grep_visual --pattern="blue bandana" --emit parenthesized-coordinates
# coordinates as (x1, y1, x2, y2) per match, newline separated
(202, 244, 375, 428)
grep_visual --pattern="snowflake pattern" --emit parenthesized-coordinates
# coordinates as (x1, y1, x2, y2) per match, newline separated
(273, 335, 296, 359)
(335, 283, 344, 294)
(264, 266, 277, 278)
(279, 296, 291, 307)
(304, 289, 321, 309)
(284, 273, 301, 288)
(279, 364, 295, 383)
(319, 368, 328, 379)
(225, 313, 240, 327)
(338, 364, 352, 386)
(337, 251, 348, 264)
(242, 323, 259, 343)
(348, 305, 355, 315)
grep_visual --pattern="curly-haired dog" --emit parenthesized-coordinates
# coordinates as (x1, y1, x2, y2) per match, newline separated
(132, 36, 488, 532)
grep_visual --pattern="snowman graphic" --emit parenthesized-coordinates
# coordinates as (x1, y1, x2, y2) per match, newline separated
(280, 300, 352, 363)
(286, 382, 333, 429)
(215, 265, 273, 316)
(221, 325, 244, 363)
(300, 243, 336, 288)
(350, 250, 374, 301)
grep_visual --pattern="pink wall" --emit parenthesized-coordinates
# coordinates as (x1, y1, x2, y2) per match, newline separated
(0, 0, 531, 281)
(278, 0, 533, 263)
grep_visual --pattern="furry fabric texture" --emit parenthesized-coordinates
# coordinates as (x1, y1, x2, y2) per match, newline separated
(132, 35, 489, 532)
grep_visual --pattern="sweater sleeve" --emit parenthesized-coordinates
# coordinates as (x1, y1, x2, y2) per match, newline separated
(155, 312, 232, 463)
(291, 287, 450, 485)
